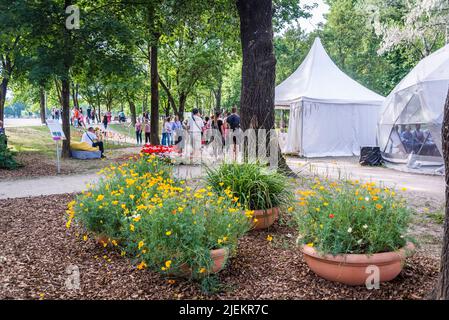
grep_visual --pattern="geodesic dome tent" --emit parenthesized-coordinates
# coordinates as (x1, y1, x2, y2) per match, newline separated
(378, 43, 449, 168)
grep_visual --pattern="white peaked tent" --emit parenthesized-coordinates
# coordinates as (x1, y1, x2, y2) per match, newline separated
(378, 43, 449, 167)
(275, 38, 384, 157)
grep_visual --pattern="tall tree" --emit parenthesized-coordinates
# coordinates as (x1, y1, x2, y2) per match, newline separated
(435, 89, 449, 299)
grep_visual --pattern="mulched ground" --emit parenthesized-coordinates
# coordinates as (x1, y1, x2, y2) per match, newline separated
(0, 153, 77, 180)
(0, 149, 139, 181)
(0, 194, 440, 300)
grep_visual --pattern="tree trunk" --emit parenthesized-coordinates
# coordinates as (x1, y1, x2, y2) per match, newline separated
(237, 0, 275, 131)
(236, 0, 295, 175)
(128, 99, 137, 126)
(61, 78, 71, 158)
(39, 86, 46, 125)
(179, 93, 187, 121)
(435, 88, 449, 299)
(150, 40, 160, 145)
(0, 78, 8, 123)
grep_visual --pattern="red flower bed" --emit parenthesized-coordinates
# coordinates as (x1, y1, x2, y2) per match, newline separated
(141, 144, 176, 155)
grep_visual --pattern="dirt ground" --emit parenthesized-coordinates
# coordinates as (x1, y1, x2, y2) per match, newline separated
(0, 192, 441, 300)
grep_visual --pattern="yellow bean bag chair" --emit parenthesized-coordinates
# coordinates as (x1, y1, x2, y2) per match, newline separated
(70, 141, 99, 152)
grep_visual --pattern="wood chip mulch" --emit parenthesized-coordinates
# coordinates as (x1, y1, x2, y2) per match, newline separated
(0, 153, 77, 180)
(0, 194, 440, 300)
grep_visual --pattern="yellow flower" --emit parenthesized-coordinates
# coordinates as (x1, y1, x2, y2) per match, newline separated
(83, 235, 88, 241)
(130, 224, 135, 232)
(165, 230, 172, 236)
(137, 261, 147, 270)
(287, 207, 294, 212)
(266, 235, 273, 242)
(130, 194, 135, 200)
(375, 203, 383, 210)
(111, 240, 118, 246)
(199, 267, 207, 274)
(96, 194, 104, 201)
(133, 215, 142, 222)
(161, 260, 172, 271)
(112, 201, 119, 205)
(138, 240, 144, 250)
(219, 182, 224, 186)
(307, 242, 314, 247)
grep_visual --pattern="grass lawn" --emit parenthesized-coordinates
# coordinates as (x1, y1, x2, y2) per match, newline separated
(109, 123, 134, 139)
(6, 126, 133, 157)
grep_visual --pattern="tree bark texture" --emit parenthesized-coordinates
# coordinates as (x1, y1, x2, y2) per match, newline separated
(436, 88, 449, 299)
(39, 86, 46, 125)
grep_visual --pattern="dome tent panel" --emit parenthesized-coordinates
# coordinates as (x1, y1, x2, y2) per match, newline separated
(377, 45, 449, 171)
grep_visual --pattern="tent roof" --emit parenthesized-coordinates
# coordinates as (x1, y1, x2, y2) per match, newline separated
(275, 37, 384, 106)
(389, 43, 449, 93)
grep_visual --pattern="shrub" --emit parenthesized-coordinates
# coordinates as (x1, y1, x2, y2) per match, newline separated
(0, 135, 20, 169)
(125, 187, 252, 278)
(68, 154, 174, 240)
(205, 162, 294, 211)
(294, 178, 413, 255)
(67, 154, 252, 281)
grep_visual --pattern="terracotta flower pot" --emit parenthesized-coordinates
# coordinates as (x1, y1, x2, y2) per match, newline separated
(173, 247, 230, 278)
(301, 242, 415, 286)
(252, 207, 279, 230)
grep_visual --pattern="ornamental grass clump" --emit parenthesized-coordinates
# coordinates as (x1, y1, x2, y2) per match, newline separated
(205, 163, 294, 211)
(294, 178, 413, 255)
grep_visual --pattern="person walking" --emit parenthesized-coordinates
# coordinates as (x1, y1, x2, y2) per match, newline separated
(226, 106, 241, 160)
(102, 114, 108, 130)
(135, 119, 143, 145)
(162, 117, 172, 146)
(187, 108, 204, 163)
(144, 119, 151, 144)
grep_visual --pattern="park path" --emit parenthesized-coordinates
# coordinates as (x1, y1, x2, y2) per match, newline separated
(0, 165, 205, 199)
(0, 157, 445, 200)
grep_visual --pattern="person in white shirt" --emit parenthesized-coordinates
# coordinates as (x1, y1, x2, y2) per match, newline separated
(81, 127, 105, 157)
(188, 108, 204, 163)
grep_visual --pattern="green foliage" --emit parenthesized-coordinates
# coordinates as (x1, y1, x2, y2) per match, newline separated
(205, 163, 294, 211)
(294, 179, 413, 255)
(0, 134, 20, 169)
(69, 154, 251, 282)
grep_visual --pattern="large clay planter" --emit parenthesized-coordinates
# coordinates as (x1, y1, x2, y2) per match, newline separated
(302, 242, 415, 286)
(173, 247, 229, 278)
(252, 207, 279, 230)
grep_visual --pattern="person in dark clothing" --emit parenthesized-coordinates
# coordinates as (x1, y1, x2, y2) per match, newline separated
(102, 114, 108, 130)
(226, 106, 241, 160)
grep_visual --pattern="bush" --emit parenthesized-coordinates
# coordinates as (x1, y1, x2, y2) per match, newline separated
(67, 154, 252, 281)
(294, 178, 413, 255)
(68, 154, 174, 239)
(0, 134, 20, 169)
(205, 163, 294, 211)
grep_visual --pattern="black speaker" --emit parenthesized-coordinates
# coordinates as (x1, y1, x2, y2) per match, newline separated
(359, 147, 383, 166)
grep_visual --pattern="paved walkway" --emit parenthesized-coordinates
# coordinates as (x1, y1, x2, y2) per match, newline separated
(0, 166, 205, 199)
(0, 157, 445, 200)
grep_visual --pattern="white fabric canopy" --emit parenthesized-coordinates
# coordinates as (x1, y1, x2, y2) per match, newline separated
(378, 43, 449, 166)
(276, 38, 384, 157)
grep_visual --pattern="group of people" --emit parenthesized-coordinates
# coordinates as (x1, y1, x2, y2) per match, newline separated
(395, 124, 440, 156)
(132, 107, 241, 161)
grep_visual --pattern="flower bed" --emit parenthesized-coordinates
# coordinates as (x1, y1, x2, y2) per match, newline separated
(66, 153, 252, 284)
(293, 178, 415, 285)
(141, 144, 177, 155)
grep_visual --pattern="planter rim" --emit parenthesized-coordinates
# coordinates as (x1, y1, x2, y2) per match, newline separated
(252, 207, 279, 215)
(302, 242, 415, 265)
